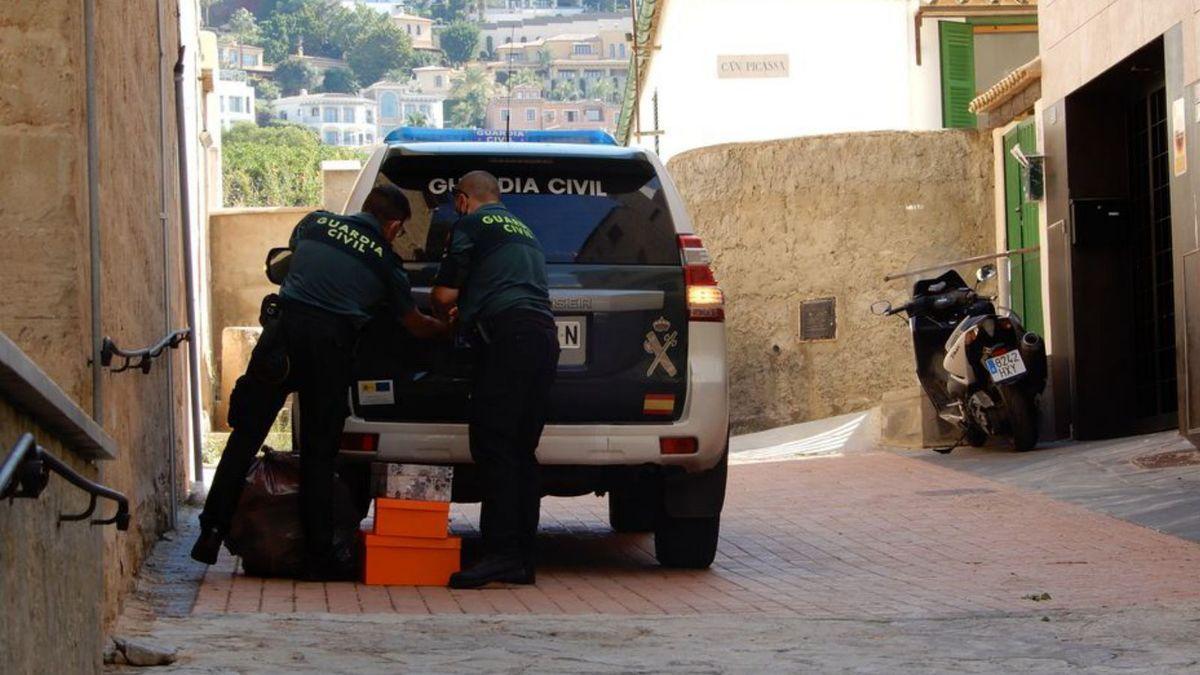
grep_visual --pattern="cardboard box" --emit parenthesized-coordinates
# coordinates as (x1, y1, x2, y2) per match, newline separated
(363, 533, 462, 586)
(371, 463, 452, 501)
(374, 498, 450, 539)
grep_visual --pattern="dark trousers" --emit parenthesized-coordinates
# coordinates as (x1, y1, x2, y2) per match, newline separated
(200, 300, 357, 561)
(469, 310, 560, 561)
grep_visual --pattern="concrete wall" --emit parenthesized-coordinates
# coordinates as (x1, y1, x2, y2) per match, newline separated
(631, 0, 943, 161)
(1039, 0, 1199, 104)
(207, 207, 307, 396)
(0, 0, 189, 670)
(667, 130, 996, 433)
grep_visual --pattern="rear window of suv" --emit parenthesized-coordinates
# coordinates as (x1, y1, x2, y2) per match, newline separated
(378, 152, 679, 265)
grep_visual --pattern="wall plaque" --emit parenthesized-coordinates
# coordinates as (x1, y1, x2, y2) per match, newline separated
(800, 297, 836, 341)
(717, 54, 790, 79)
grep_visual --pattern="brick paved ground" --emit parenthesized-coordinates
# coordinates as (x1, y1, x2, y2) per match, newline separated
(192, 452, 1200, 618)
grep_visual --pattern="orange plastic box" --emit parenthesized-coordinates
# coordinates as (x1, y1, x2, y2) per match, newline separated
(363, 533, 462, 586)
(373, 498, 450, 538)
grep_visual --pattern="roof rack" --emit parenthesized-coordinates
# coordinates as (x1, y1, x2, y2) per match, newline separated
(384, 127, 617, 146)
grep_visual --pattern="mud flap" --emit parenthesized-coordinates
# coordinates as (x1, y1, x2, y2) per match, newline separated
(662, 443, 728, 519)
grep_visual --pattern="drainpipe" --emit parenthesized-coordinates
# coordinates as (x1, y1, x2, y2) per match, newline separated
(156, 0, 178, 528)
(174, 48, 206, 487)
(85, 0, 103, 422)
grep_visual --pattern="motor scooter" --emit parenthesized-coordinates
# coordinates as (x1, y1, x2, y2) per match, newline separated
(873, 265, 1047, 452)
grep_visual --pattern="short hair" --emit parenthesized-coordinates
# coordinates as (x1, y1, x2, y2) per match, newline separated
(363, 184, 411, 222)
(457, 170, 501, 202)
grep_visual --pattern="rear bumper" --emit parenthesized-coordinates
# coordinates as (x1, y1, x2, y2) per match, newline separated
(341, 322, 729, 473)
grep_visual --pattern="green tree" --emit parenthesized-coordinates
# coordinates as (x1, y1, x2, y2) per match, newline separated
(447, 64, 494, 128)
(406, 110, 430, 127)
(431, 0, 473, 23)
(550, 78, 580, 102)
(535, 48, 554, 77)
(589, 77, 614, 103)
(223, 123, 364, 207)
(508, 69, 542, 91)
(274, 57, 317, 95)
(251, 76, 280, 102)
(347, 25, 415, 88)
(439, 20, 481, 66)
(321, 67, 359, 93)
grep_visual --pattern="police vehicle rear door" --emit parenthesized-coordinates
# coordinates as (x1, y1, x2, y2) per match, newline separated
(350, 149, 692, 423)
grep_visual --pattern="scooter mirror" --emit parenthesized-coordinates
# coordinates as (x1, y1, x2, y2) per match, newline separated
(265, 247, 293, 285)
(870, 300, 892, 316)
(975, 264, 997, 284)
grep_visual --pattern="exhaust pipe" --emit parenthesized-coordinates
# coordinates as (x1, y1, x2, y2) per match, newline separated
(1018, 332, 1047, 392)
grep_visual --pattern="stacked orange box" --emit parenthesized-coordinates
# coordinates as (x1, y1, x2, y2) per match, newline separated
(362, 464, 460, 586)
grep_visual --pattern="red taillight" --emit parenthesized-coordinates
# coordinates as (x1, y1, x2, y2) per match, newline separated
(340, 432, 379, 452)
(659, 436, 698, 455)
(679, 235, 724, 322)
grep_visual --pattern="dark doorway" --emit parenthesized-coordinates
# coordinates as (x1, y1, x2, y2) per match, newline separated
(1066, 38, 1179, 439)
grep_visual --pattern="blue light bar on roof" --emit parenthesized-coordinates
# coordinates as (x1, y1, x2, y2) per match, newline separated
(384, 127, 617, 146)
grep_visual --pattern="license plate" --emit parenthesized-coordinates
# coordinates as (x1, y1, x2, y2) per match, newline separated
(985, 350, 1026, 383)
(556, 317, 586, 366)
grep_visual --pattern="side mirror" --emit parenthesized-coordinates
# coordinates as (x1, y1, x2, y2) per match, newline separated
(265, 247, 292, 285)
(975, 264, 997, 284)
(870, 300, 892, 316)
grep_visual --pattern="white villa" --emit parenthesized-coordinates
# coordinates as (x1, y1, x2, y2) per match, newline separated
(361, 81, 446, 136)
(273, 92, 380, 147)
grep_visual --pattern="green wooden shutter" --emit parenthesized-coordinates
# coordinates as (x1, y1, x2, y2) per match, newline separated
(939, 21, 977, 129)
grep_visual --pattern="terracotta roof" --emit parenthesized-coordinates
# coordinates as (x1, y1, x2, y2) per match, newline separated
(969, 57, 1041, 114)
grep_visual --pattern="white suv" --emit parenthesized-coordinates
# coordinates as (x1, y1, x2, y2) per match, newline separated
(325, 129, 728, 568)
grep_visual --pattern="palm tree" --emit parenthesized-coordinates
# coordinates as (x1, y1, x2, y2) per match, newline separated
(406, 110, 430, 127)
(509, 68, 543, 92)
(536, 48, 554, 78)
(590, 77, 615, 103)
(449, 64, 495, 128)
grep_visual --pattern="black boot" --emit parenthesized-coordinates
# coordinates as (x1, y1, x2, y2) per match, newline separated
(448, 553, 535, 589)
(190, 526, 224, 565)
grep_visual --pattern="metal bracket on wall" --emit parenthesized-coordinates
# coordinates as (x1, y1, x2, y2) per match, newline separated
(100, 328, 190, 374)
(0, 433, 130, 530)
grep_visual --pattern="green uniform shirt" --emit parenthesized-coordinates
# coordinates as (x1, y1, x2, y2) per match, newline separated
(434, 203, 552, 327)
(280, 210, 416, 327)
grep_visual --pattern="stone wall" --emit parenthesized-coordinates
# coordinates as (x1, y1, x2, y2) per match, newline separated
(0, 0, 189, 671)
(667, 131, 995, 433)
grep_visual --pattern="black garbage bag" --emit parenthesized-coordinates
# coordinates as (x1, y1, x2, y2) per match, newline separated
(225, 448, 363, 578)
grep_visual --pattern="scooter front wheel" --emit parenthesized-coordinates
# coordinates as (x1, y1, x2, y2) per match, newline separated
(1000, 385, 1039, 452)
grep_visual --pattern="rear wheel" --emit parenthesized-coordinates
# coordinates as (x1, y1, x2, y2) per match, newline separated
(964, 424, 989, 448)
(654, 514, 720, 569)
(608, 485, 658, 533)
(1002, 385, 1039, 452)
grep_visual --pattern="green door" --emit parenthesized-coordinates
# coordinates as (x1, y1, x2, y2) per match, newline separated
(1003, 118, 1043, 335)
(939, 21, 977, 128)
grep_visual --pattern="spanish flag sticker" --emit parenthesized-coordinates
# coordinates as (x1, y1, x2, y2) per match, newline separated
(643, 393, 675, 416)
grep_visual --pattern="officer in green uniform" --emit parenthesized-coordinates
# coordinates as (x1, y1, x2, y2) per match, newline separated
(192, 185, 448, 579)
(432, 171, 560, 589)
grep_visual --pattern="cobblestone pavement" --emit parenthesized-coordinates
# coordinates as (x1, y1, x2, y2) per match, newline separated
(191, 452, 1200, 618)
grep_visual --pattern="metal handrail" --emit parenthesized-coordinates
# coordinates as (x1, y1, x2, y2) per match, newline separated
(1, 432, 130, 530)
(100, 328, 190, 374)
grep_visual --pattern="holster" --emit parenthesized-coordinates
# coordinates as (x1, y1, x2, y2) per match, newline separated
(245, 293, 290, 385)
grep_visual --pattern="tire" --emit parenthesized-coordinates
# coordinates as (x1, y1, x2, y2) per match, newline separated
(608, 486, 658, 533)
(1001, 385, 1039, 452)
(964, 424, 989, 448)
(654, 514, 720, 569)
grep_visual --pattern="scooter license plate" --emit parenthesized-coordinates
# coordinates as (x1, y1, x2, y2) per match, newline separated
(985, 350, 1027, 383)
